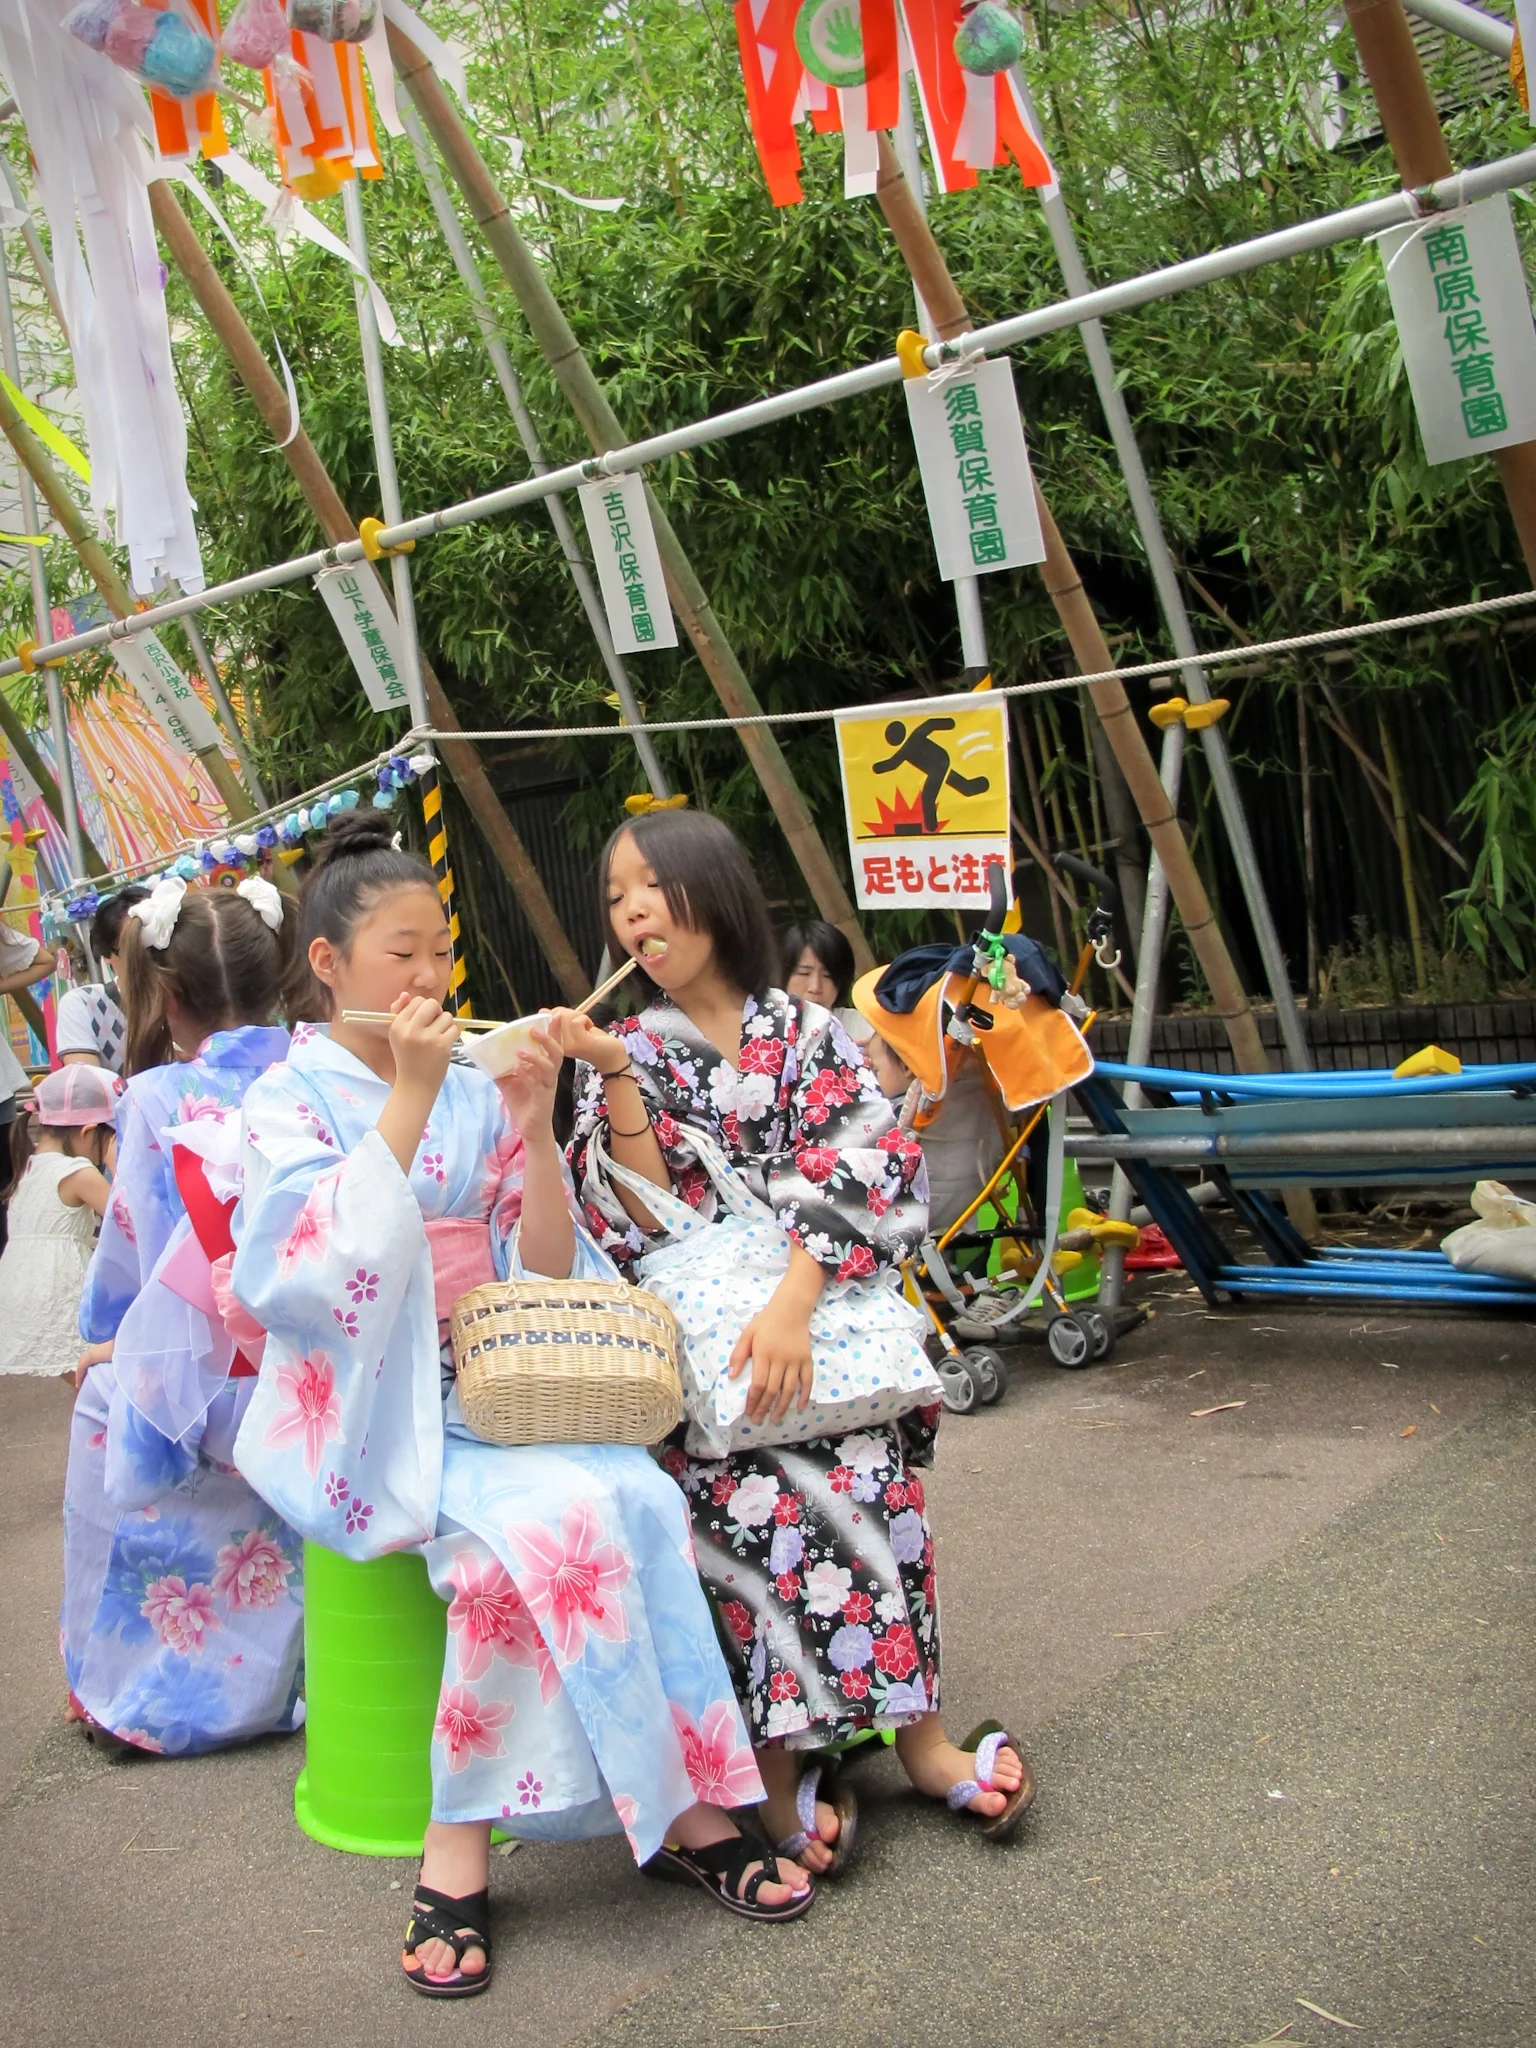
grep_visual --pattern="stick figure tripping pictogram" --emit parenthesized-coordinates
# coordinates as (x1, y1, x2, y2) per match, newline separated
(872, 717, 991, 833)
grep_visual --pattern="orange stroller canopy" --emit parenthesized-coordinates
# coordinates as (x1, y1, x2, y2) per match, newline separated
(852, 966, 1093, 1116)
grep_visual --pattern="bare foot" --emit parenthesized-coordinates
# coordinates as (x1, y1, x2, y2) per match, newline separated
(754, 1749, 842, 1875)
(895, 1714, 1025, 1820)
(671, 1800, 811, 1907)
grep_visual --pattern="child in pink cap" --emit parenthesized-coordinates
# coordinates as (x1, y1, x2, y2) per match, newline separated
(0, 1065, 120, 1378)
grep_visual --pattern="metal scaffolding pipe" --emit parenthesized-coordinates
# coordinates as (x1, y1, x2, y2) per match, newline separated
(399, 103, 668, 798)
(1, 145, 1532, 687)
(1402, 0, 1514, 55)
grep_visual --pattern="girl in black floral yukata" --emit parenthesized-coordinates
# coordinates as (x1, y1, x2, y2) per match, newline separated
(554, 810, 1032, 1879)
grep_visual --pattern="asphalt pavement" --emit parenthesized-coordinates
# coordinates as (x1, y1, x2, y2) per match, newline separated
(1, 1286, 1529, 2047)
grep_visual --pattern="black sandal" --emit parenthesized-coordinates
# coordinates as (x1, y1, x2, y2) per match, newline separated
(642, 1835, 815, 1922)
(401, 1882, 493, 1999)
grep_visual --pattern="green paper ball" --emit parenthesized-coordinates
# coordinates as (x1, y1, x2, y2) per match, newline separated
(954, 1, 1025, 76)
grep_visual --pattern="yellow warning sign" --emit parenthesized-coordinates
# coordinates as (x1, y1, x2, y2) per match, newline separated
(835, 695, 1011, 910)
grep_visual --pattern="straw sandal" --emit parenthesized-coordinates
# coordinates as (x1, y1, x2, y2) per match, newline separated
(401, 1882, 493, 1999)
(948, 1721, 1036, 1840)
(774, 1760, 858, 1878)
(642, 1836, 815, 1921)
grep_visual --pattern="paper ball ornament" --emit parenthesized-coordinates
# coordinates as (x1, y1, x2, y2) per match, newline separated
(954, 0, 1025, 76)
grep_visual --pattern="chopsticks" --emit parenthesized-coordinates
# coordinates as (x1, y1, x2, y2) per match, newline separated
(339, 955, 639, 1034)
(340, 1009, 509, 1031)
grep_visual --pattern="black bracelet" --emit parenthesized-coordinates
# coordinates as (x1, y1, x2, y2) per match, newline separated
(601, 1062, 636, 1085)
(609, 1118, 652, 1139)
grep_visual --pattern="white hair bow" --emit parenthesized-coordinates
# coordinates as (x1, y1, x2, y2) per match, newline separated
(236, 876, 285, 931)
(129, 875, 188, 951)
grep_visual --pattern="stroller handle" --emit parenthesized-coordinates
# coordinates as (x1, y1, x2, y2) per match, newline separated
(986, 862, 1010, 932)
(1051, 849, 1121, 915)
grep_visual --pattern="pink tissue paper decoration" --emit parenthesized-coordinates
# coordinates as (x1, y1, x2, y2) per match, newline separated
(63, 0, 125, 52)
(222, 0, 288, 69)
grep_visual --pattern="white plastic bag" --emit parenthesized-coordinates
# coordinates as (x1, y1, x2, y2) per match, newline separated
(598, 1124, 942, 1459)
(1441, 1180, 1536, 1281)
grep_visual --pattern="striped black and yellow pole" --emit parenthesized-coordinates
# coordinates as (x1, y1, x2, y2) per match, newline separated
(420, 763, 470, 1018)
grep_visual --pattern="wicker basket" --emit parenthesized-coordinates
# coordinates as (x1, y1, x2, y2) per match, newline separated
(449, 1279, 683, 1447)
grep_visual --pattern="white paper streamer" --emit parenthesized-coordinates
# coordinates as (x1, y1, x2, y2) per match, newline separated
(529, 178, 626, 213)
(154, 159, 302, 449)
(214, 150, 402, 346)
(382, 0, 475, 117)
(0, 0, 203, 595)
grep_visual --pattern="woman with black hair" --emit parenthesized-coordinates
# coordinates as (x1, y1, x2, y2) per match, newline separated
(560, 810, 1033, 1882)
(780, 919, 870, 1047)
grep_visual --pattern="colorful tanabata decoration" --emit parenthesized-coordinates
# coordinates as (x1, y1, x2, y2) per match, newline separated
(734, 0, 1051, 205)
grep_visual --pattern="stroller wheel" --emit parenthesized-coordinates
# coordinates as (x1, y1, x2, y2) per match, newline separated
(935, 1352, 981, 1412)
(1045, 1312, 1094, 1369)
(962, 1346, 1009, 1405)
(1078, 1309, 1116, 1362)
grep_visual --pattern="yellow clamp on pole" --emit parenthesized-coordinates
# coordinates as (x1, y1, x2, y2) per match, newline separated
(623, 792, 690, 817)
(15, 639, 36, 674)
(1148, 695, 1230, 731)
(359, 516, 415, 561)
(420, 766, 470, 1017)
(896, 329, 934, 380)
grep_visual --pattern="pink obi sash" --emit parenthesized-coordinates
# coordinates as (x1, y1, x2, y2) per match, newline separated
(425, 1218, 498, 1341)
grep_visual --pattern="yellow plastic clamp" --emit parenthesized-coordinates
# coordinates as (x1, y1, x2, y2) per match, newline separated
(896, 328, 934, 380)
(624, 792, 690, 817)
(1148, 695, 1230, 731)
(359, 516, 415, 562)
(1393, 1044, 1462, 1079)
(16, 639, 36, 673)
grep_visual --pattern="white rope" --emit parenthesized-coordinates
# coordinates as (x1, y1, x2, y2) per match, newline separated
(413, 586, 1536, 745)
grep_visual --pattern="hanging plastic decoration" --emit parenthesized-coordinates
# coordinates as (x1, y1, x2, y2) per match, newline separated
(286, 0, 377, 42)
(221, 0, 288, 68)
(67, 0, 217, 94)
(260, 13, 386, 196)
(734, 0, 1051, 206)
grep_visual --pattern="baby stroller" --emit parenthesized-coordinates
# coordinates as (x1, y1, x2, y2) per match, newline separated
(852, 858, 1138, 1410)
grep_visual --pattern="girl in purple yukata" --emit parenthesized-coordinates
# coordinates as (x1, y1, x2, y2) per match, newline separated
(560, 811, 1036, 1876)
(230, 815, 812, 2005)
(63, 877, 303, 1757)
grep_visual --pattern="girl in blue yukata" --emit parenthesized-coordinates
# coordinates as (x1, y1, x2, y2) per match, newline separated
(63, 875, 304, 1758)
(230, 813, 812, 2004)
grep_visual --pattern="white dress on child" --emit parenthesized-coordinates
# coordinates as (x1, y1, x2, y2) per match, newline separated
(0, 1153, 97, 1376)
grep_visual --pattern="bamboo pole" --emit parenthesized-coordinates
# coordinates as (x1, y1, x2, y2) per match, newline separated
(0, 379, 254, 824)
(147, 177, 591, 1004)
(870, 137, 1270, 1076)
(398, 102, 668, 800)
(1343, 0, 1536, 580)
(388, 20, 872, 974)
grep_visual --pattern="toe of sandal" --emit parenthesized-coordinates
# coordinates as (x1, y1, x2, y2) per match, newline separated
(401, 1883, 494, 1999)
(954, 1719, 1036, 1840)
(643, 1836, 815, 1921)
(774, 1761, 859, 1879)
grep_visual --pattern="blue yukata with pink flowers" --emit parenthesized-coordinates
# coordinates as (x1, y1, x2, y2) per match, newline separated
(62, 1027, 305, 1754)
(230, 1025, 762, 1860)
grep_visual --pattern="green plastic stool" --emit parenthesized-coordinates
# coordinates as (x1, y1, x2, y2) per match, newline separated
(294, 1543, 448, 1857)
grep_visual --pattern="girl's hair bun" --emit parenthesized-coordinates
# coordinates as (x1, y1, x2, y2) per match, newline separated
(315, 810, 398, 863)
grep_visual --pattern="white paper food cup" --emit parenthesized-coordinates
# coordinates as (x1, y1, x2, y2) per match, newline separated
(459, 1015, 545, 1079)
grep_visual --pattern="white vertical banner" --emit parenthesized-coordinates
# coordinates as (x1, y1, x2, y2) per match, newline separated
(1379, 196, 1536, 466)
(576, 473, 678, 654)
(111, 632, 224, 756)
(314, 562, 411, 714)
(904, 358, 1046, 581)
